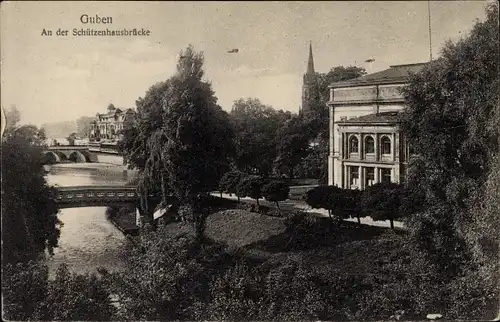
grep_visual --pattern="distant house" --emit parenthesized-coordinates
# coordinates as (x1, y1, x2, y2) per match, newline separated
(89, 104, 135, 142)
(327, 63, 427, 189)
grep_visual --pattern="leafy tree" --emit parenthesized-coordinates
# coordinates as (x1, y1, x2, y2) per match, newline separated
(76, 116, 94, 138)
(230, 98, 291, 176)
(361, 182, 405, 229)
(274, 115, 312, 179)
(106, 229, 230, 320)
(2, 261, 50, 320)
(1, 108, 61, 265)
(236, 175, 263, 206)
(305, 185, 356, 221)
(2, 262, 115, 321)
(400, 2, 499, 275)
(262, 180, 290, 209)
(35, 264, 115, 321)
(67, 132, 77, 146)
(304, 185, 330, 210)
(343, 188, 364, 224)
(219, 170, 245, 201)
(4, 104, 21, 130)
(120, 45, 234, 240)
(277, 66, 366, 180)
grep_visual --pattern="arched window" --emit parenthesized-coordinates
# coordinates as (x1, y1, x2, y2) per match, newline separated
(364, 136, 375, 154)
(349, 136, 359, 153)
(381, 136, 391, 155)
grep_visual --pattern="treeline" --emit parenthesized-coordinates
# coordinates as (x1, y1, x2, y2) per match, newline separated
(2, 3, 498, 320)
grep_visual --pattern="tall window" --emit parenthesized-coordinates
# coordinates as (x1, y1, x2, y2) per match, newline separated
(349, 136, 359, 153)
(381, 168, 391, 183)
(381, 136, 391, 155)
(366, 167, 375, 186)
(365, 136, 375, 154)
(350, 166, 359, 186)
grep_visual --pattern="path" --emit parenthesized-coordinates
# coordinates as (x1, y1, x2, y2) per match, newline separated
(212, 192, 404, 229)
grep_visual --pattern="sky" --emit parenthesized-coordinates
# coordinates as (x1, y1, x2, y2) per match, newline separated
(0, 1, 490, 126)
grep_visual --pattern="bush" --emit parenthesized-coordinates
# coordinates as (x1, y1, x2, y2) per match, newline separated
(361, 182, 405, 229)
(305, 185, 363, 222)
(2, 261, 116, 321)
(106, 229, 232, 320)
(35, 264, 116, 321)
(283, 211, 332, 250)
(236, 175, 263, 205)
(219, 170, 245, 200)
(261, 180, 290, 209)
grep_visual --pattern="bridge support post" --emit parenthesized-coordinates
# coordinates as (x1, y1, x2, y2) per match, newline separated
(135, 202, 155, 229)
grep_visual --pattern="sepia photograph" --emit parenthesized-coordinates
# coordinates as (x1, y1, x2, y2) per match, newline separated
(1, 1, 499, 320)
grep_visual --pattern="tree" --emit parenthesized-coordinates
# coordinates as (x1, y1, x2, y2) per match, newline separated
(76, 116, 94, 138)
(304, 185, 354, 221)
(236, 175, 263, 206)
(343, 189, 364, 224)
(106, 229, 229, 320)
(262, 180, 290, 209)
(230, 98, 291, 177)
(67, 132, 77, 146)
(121, 45, 234, 240)
(1, 108, 61, 265)
(35, 264, 115, 320)
(274, 115, 312, 179)
(277, 66, 366, 180)
(4, 105, 21, 130)
(219, 170, 245, 201)
(361, 182, 405, 229)
(400, 2, 499, 275)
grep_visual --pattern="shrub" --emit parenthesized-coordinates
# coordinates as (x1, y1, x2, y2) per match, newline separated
(236, 175, 263, 206)
(2, 261, 116, 321)
(361, 182, 405, 229)
(261, 180, 290, 209)
(219, 170, 245, 200)
(305, 185, 362, 222)
(106, 229, 232, 320)
(283, 211, 331, 250)
(35, 264, 116, 321)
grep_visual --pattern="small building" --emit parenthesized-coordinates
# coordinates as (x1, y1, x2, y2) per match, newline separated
(89, 104, 135, 142)
(327, 63, 427, 189)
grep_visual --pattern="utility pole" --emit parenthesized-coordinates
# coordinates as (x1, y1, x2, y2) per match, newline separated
(428, 0, 433, 61)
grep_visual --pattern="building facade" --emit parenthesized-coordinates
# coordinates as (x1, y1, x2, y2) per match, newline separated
(327, 63, 427, 189)
(89, 105, 135, 142)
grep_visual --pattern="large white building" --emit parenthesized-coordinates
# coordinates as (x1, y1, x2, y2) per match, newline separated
(89, 105, 135, 142)
(327, 63, 427, 189)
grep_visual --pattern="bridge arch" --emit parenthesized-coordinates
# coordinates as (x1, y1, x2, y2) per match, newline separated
(68, 151, 89, 163)
(41, 151, 60, 164)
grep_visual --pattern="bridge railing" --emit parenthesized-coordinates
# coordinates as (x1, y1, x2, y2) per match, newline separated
(56, 185, 137, 191)
(55, 188, 140, 204)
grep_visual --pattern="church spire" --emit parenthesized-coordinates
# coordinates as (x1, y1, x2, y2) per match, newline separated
(307, 41, 315, 75)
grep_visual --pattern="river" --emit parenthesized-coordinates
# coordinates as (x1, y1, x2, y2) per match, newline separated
(46, 163, 136, 277)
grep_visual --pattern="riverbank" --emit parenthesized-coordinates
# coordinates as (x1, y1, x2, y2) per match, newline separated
(106, 206, 140, 237)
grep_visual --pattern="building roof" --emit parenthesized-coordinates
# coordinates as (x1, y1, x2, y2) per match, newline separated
(330, 62, 428, 88)
(337, 111, 401, 125)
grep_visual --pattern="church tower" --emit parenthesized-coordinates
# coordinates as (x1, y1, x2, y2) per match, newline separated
(301, 42, 316, 114)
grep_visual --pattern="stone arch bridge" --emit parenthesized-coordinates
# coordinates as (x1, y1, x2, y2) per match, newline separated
(44, 146, 98, 163)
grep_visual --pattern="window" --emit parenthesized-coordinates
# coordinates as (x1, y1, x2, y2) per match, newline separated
(365, 167, 375, 186)
(349, 136, 359, 153)
(381, 168, 391, 183)
(350, 166, 359, 186)
(365, 136, 375, 154)
(381, 136, 391, 155)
